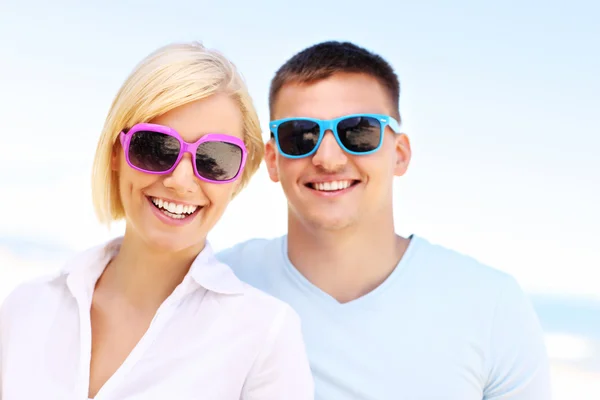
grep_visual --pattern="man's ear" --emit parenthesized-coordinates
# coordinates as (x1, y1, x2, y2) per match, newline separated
(394, 133, 411, 177)
(264, 139, 280, 183)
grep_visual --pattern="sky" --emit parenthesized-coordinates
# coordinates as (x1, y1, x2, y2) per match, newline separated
(0, 0, 599, 299)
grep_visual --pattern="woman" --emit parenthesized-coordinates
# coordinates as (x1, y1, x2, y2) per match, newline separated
(0, 42, 314, 399)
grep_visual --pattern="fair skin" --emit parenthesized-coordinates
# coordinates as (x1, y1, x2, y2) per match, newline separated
(88, 93, 244, 398)
(265, 72, 412, 304)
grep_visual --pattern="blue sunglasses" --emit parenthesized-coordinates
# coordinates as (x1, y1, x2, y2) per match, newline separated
(270, 113, 401, 159)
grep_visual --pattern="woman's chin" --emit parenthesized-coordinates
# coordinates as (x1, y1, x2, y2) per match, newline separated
(122, 206, 213, 256)
(147, 233, 206, 255)
(124, 222, 207, 256)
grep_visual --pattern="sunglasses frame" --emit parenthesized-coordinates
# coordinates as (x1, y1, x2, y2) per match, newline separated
(269, 113, 401, 159)
(119, 123, 248, 184)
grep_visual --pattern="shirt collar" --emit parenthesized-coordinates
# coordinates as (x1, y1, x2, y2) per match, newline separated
(55, 237, 245, 297)
(188, 240, 245, 295)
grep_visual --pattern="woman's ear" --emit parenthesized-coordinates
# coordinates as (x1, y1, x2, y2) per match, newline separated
(111, 142, 120, 172)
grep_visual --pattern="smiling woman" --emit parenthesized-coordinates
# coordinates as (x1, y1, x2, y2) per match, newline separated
(105, 94, 251, 253)
(0, 42, 314, 399)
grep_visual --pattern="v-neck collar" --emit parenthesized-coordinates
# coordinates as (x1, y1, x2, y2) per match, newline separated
(278, 234, 422, 309)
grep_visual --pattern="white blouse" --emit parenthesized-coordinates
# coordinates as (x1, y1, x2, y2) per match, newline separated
(0, 238, 314, 399)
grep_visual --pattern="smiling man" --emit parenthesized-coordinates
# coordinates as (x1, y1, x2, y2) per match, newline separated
(217, 41, 551, 399)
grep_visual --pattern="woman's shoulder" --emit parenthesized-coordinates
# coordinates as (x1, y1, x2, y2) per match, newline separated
(238, 281, 294, 311)
(0, 240, 118, 323)
(0, 272, 63, 327)
(218, 280, 302, 337)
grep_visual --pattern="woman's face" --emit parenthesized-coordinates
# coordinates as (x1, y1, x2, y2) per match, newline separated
(113, 93, 244, 254)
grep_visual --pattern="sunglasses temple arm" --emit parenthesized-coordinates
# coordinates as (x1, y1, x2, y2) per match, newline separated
(389, 118, 401, 133)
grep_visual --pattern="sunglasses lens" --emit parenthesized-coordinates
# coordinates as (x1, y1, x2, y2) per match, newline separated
(196, 141, 243, 181)
(128, 130, 180, 172)
(277, 120, 320, 156)
(337, 116, 382, 153)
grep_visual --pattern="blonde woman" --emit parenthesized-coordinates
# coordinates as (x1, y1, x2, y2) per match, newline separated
(0, 42, 314, 399)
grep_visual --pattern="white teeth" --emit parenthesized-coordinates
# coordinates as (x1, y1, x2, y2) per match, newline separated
(151, 197, 199, 217)
(311, 180, 353, 192)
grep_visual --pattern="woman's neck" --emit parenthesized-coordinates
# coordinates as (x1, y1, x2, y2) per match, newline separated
(96, 232, 205, 310)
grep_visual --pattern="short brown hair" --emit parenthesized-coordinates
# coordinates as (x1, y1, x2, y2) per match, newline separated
(269, 41, 401, 120)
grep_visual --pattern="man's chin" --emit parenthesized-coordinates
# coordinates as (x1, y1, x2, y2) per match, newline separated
(298, 211, 357, 232)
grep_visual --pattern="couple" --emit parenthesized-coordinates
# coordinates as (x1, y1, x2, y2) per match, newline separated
(0, 41, 551, 399)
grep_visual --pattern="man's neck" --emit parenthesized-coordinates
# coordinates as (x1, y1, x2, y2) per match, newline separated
(287, 214, 410, 304)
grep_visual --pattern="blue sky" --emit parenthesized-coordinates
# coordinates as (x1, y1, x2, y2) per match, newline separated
(0, 0, 598, 298)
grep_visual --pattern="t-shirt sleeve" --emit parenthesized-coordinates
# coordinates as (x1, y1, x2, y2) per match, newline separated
(484, 277, 552, 399)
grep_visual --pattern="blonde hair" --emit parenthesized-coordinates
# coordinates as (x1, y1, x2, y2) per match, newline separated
(91, 42, 264, 225)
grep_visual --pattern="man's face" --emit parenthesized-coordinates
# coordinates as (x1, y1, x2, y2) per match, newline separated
(265, 72, 411, 231)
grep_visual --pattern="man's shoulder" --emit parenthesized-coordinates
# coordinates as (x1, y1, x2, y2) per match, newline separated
(216, 235, 285, 269)
(412, 238, 550, 398)
(214, 236, 287, 294)
(414, 236, 541, 347)
(418, 235, 511, 276)
(413, 235, 522, 299)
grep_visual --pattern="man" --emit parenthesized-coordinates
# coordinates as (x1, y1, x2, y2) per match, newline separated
(217, 41, 551, 399)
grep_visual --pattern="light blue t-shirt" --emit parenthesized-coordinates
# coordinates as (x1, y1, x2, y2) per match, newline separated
(216, 235, 551, 400)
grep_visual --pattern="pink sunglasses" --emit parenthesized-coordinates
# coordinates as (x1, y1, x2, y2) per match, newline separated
(119, 123, 247, 184)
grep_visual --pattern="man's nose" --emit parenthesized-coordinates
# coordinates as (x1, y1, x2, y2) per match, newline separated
(311, 131, 348, 172)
